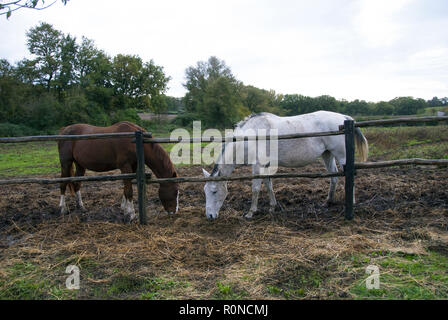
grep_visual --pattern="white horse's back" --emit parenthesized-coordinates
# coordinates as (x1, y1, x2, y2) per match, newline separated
(235, 111, 353, 167)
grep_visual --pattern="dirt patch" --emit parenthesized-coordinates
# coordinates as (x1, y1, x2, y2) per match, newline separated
(0, 163, 447, 298)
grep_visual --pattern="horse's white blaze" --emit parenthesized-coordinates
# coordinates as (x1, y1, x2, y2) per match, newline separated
(203, 111, 369, 219)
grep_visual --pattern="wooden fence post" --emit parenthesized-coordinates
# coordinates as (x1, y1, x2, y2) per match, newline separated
(135, 131, 147, 225)
(344, 119, 355, 220)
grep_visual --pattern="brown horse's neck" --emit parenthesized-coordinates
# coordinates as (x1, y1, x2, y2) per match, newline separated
(144, 143, 176, 178)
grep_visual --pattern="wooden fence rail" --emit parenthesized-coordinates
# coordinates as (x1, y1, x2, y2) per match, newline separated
(339, 115, 448, 130)
(2, 158, 446, 186)
(0, 173, 152, 186)
(0, 132, 153, 143)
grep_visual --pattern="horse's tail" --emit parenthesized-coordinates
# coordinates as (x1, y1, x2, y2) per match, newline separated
(354, 127, 369, 162)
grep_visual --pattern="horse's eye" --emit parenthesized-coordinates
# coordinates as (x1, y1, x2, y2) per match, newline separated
(212, 191, 217, 194)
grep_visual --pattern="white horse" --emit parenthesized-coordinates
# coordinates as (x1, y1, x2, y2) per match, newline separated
(202, 111, 368, 220)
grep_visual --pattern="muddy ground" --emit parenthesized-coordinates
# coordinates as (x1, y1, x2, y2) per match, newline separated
(0, 163, 447, 299)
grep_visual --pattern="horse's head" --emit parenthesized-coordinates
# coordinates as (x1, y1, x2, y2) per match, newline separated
(159, 172, 179, 214)
(202, 168, 228, 220)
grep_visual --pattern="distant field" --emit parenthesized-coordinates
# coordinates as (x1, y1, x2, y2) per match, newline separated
(0, 141, 59, 177)
(138, 113, 178, 121)
(363, 126, 448, 161)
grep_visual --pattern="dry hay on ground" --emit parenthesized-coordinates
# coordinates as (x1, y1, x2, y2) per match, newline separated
(0, 164, 447, 299)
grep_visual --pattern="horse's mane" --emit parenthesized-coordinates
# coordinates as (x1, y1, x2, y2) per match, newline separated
(149, 137, 178, 178)
(115, 121, 176, 178)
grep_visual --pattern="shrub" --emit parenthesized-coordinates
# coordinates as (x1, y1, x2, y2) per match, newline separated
(0, 122, 36, 137)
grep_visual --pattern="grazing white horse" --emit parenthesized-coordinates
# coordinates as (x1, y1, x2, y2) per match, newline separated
(202, 111, 368, 220)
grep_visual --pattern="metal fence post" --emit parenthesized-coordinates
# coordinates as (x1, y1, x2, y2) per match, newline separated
(135, 131, 147, 225)
(344, 119, 355, 220)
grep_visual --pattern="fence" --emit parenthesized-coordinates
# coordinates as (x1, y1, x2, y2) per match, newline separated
(1, 116, 448, 224)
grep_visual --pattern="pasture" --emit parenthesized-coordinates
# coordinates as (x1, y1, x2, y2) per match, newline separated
(0, 126, 447, 299)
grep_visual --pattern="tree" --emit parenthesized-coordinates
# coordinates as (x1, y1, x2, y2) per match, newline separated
(24, 22, 62, 90)
(202, 76, 248, 128)
(0, 59, 15, 79)
(241, 85, 280, 114)
(314, 95, 339, 112)
(1, 0, 69, 19)
(183, 56, 248, 127)
(183, 56, 236, 114)
(57, 33, 78, 94)
(427, 96, 442, 107)
(111, 54, 170, 110)
(344, 99, 370, 115)
(0, 59, 31, 123)
(149, 94, 168, 121)
(373, 101, 394, 115)
(76, 37, 114, 109)
(163, 95, 184, 113)
(389, 97, 427, 115)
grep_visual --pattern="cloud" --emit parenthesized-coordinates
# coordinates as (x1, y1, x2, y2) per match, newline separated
(0, 0, 447, 101)
(353, 0, 414, 48)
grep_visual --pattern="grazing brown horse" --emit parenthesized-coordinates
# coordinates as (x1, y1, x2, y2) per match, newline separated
(58, 121, 179, 221)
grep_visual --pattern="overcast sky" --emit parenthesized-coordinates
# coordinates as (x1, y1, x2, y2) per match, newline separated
(1, 0, 447, 101)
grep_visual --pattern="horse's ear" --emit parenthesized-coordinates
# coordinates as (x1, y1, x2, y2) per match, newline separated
(173, 171, 178, 177)
(202, 168, 210, 177)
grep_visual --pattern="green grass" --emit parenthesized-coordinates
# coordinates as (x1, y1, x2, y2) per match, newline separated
(0, 140, 220, 177)
(0, 262, 77, 300)
(349, 250, 448, 299)
(0, 261, 188, 300)
(262, 260, 326, 299)
(213, 281, 249, 300)
(103, 275, 186, 299)
(0, 141, 60, 177)
(363, 126, 448, 160)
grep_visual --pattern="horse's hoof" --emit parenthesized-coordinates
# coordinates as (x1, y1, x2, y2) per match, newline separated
(244, 211, 255, 219)
(123, 214, 136, 224)
(59, 206, 69, 215)
(78, 206, 87, 213)
(269, 206, 276, 214)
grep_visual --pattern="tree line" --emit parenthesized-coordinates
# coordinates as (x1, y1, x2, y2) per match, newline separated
(180, 56, 447, 128)
(1, 22, 447, 135)
(0, 22, 172, 136)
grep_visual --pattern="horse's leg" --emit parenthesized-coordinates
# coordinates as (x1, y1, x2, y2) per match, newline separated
(322, 151, 338, 205)
(73, 162, 87, 212)
(59, 161, 72, 214)
(120, 165, 136, 222)
(245, 165, 262, 219)
(263, 178, 277, 213)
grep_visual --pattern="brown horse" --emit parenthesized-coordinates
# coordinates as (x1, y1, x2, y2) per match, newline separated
(58, 121, 179, 221)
